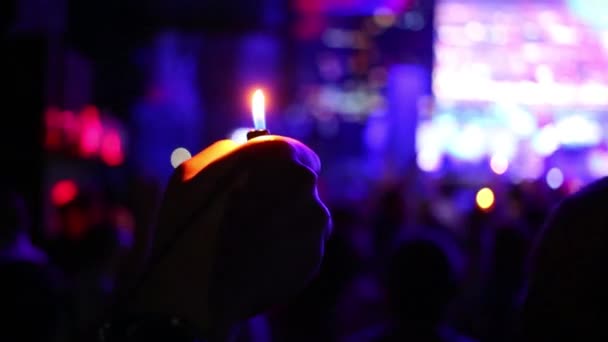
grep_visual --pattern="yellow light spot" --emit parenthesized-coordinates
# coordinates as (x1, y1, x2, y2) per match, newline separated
(476, 187, 495, 210)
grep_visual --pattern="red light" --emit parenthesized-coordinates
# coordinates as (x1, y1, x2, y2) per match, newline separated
(51, 179, 78, 206)
(79, 105, 102, 157)
(100, 129, 124, 166)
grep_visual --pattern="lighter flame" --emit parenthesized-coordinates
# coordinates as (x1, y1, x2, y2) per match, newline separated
(251, 89, 266, 130)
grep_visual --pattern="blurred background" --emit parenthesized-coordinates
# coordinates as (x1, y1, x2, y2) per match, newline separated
(2, 0, 608, 341)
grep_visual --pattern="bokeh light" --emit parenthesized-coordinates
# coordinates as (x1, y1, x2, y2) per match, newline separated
(170, 147, 192, 168)
(417, 148, 442, 172)
(476, 187, 495, 210)
(490, 154, 509, 175)
(100, 130, 124, 166)
(51, 179, 78, 207)
(229, 128, 251, 144)
(546, 167, 564, 189)
(587, 149, 608, 178)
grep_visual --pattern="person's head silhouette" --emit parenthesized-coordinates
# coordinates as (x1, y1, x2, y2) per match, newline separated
(387, 238, 457, 330)
(523, 177, 608, 341)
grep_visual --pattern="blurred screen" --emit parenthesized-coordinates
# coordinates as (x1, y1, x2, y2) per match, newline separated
(434, 0, 608, 106)
(421, 0, 608, 180)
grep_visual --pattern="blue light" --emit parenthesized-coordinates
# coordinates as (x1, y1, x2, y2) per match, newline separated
(567, 0, 608, 29)
(546, 167, 564, 189)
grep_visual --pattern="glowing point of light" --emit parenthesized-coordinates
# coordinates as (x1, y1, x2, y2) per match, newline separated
(100, 130, 124, 166)
(51, 179, 78, 206)
(417, 148, 442, 172)
(546, 168, 564, 189)
(476, 187, 495, 211)
(490, 155, 509, 175)
(171, 147, 192, 168)
(79, 106, 103, 158)
(251, 89, 266, 130)
(229, 128, 250, 144)
(587, 150, 608, 178)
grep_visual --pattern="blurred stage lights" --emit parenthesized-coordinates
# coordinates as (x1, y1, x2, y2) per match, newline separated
(532, 124, 560, 156)
(555, 115, 602, 147)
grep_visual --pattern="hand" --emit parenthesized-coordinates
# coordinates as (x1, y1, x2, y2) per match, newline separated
(130, 135, 332, 338)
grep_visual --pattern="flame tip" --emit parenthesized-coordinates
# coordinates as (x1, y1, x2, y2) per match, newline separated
(251, 88, 266, 130)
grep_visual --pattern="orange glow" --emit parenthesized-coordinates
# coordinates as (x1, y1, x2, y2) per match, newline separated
(251, 89, 266, 130)
(476, 187, 495, 211)
(180, 135, 322, 182)
(181, 140, 240, 181)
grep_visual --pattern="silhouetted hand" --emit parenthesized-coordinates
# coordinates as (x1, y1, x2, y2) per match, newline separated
(128, 135, 331, 339)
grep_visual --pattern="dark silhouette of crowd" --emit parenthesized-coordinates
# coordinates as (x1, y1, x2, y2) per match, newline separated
(1, 170, 607, 342)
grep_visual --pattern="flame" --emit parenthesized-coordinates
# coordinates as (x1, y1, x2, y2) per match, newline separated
(251, 89, 266, 130)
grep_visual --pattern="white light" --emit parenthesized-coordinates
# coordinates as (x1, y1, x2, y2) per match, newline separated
(170, 147, 192, 168)
(416, 121, 441, 153)
(555, 115, 602, 147)
(448, 124, 486, 161)
(502, 104, 537, 137)
(488, 130, 518, 160)
(465, 21, 486, 41)
(251, 89, 266, 130)
(546, 167, 564, 189)
(532, 124, 560, 156)
(587, 150, 608, 178)
(417, 148, 442, 172)
(548, 24, 577, 45)
(490, 154, 509, 175)
(229, 128, 250, 144)
(523, 43, 541, 62)
(535, 65, 554, 83)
